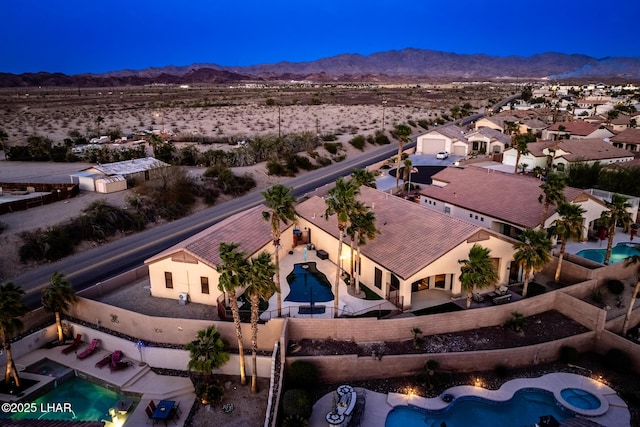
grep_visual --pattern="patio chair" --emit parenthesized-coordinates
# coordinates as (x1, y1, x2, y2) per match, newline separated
(95, 352, 114, 368)
(77, 339, 99, 359)
(496, 285, 509, 296)
(149, 400, 156, 412)
(144, 406, 156, 425)
(61, 334, 82, 354)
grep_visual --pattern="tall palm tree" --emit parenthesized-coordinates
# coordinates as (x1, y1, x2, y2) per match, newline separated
(622, 248, 640, 336)
(245, 251, 277, 393)
(41, 271, 77, 343)
(347, 206, 378, 295)
(549, 203, 585, 283)
(599, 194, 632, 265)
(350, 168, 377, 189)
(217, 242, 250, 385)
(262, 184, 297, 318)
(458, 244, 499, 309)
(186, 325, 230, 379)
(0, 282, 28, 388)
(393, 124, 412, 193)
(538, 173, 567, 230)
(325, 178, 361, 317)
(513, 229, 552, 297)
(512, 133, 530, 174)
(95, 115, 104, 136)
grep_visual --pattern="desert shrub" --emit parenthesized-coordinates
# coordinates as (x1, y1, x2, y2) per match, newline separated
(19, 226, 76, 262)
(606, 279, 624, 295)
(203, 164, 228, 178)
(591, 286, 606, 304)
(196, 379, 225, 405)
(202, 185, 220, 205)
(559, 346, 579, 364)
(293, 155, 315, 171)
(321, 133, 338, 142)
(412, 328, 424, 349)
(417, 119, 430, 130)
(407, 119, 417, 127)
(282, 414, 309, 427)
(316, 156, 332, 167)
(282, 389, 312, 419)
(504, 311, 526, 333)
(417, 360, 450, 390)
(425, 359, 440, 371)
(334, 154, 346, 162)
(217, 169, 256, 195)
(324, 142, 339, 155)
(287, 361, 318, 389)
(494, 364, 509, 378)
(349, 135, 366, 150)
(605, 348, 631, 373)
(266, 160, 288, 176)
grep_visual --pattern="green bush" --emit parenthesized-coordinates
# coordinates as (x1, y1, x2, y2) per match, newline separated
(504, 311, 526, 333)
(287, 361, 318, 389)
(605, 348, 631, 373)
(316, 156, 332, 167)
(606, 279, 624, 295)
(266, 160, 289, 176)
(559, 346, 579, 364)
(282, 389, 312, 419)
(196, 379, 225, 405)
(282, 414, 309, 427)
(324, 142, 339, 155)
(349, 135, 366, 150)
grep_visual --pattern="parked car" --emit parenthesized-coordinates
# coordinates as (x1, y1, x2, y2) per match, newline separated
(436, 151, 449, 159)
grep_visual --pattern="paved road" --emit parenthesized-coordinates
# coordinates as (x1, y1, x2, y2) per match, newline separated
(14, 92, 520, 308)
(14, 139, 416, 308)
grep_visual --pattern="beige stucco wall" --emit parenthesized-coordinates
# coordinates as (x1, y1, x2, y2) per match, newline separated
(474, 119, 503, 132)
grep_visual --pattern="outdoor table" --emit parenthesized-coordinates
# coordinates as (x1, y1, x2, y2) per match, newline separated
(152, 400, 175, 425)
(116, 399, 133, 414)
(326, 411, 345, 426)
(336, 384, 354, 396)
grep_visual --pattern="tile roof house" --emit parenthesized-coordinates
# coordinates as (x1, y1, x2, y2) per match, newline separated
(542, 121, 614, 141)
(474, 115, 520, 133)
(502, 138, 634, 172)
(296, 186, 517, 308)
(418, 165, 609, 240)
(144, 205, 294, 305)
(416, 125, 468, 156)
(465, 127, 511, 155)
(610, 128, 640, 153)
(145, 186, 518, 311)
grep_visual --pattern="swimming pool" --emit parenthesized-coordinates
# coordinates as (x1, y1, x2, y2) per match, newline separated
(23, 357, 74, 379)
(8, 376, 138, 422)
(561, 388, 600, 410)
(385, 389, 572, 427)
(576, 242, 640, 264)
(285, 262, 334, 303)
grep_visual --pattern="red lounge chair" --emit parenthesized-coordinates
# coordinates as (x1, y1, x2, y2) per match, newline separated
(108, 351, 130, 372)
(77, 339, 99, 359)
(61, 334, 82, 354)
(95, 353, 113, 368)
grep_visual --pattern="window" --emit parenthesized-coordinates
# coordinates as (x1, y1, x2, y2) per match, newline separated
(481, 217, 484, 222)
(374, 267, 382, 289)
(434, 274, 446, 289)
(201, 276, 209, 294)
(444, 206, 451, 214)
(164, 271, 173, 289)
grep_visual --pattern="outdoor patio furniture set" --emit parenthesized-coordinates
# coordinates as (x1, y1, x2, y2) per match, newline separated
(61, 336, 131, 372)
(145, 399, 181, 425)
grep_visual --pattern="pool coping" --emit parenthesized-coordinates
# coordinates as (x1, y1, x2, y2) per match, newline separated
(385, 373, 630, 427)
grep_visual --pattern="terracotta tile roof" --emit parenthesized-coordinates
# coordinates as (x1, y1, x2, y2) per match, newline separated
(520, 118, 548, 130)
(466, 127, 511, 143)
(296, 186, 490, 280)
(610, 128, 640, 144)
(432, 124, 467, 141)
(524, 138, 633, 161)
(418, 166, 588, 228)
(546, 121, 599, 135)
(482, 115, 519, 128)
(145, 205, 280, 268)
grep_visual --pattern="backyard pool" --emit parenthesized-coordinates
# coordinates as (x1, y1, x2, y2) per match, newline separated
(385, 389, 573, 427)
(285, 262, 333, 303)
(7, 376, 138, 422)
(576, 242, 640, 264)
(23, 357, 74, 379)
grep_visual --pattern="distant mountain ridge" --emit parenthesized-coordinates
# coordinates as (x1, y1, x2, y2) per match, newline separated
(2, 48, 639, 87)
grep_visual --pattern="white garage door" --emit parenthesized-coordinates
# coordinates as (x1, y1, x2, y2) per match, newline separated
(418, 138, 446, 154)
(452, 145, 466, 156)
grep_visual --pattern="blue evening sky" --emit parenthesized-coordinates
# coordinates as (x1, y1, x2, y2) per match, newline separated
(2, 0, 637, 75)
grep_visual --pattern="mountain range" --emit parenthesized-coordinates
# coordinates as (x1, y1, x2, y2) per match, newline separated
(2, 48, 640, 87)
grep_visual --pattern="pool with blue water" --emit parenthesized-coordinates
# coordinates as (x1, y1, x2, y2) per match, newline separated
(385, 389, 574, 427)
(576, 242, 640, 264)
(285, 262, 333, 303)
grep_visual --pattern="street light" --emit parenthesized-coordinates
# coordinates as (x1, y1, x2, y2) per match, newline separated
(382, 100, 388, 131)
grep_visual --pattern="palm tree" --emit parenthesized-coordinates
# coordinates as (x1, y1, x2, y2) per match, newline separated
(513, 229, 552, 297)
(245, 251, 277, 393)
(512, 133, 530, 174)
(261, 184, 297, 318)
(217, 242, 250, 385)
(347, 206, 378, 295)
(186, 325, 230, 378)
(538, 173, 567, 230)
(393, 124, 412, 193)
(549, 203, 585, 283)
(325, 178, 361, 317)
(458, 244, 499, 309)
(0, 282, 28, 388)
(622, 248, 640, 336)
(41, 271, 77, 343)
(95, 115, 104, 136)
(599, 194, 632, 265)
(350, 168, 377, 189)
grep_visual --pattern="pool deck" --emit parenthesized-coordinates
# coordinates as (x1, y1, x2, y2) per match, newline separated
(310, 373, 631, 427)
(6, 346, 195, 427)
